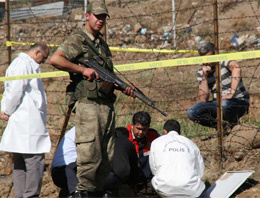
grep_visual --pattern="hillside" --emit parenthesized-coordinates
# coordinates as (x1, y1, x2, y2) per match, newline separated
(0, 0, 260, 197)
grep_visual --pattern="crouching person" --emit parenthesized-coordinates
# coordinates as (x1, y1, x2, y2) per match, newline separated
(51, 127, 78, 197)
(149, 119, 205, 198)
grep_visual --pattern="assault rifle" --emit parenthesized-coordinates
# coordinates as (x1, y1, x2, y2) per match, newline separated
(79, 58, 167, 117)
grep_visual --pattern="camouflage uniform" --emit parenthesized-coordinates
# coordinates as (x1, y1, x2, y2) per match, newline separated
(58, 27, 116, 192)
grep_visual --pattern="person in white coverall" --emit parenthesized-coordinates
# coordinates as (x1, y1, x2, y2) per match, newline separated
(149, 119, 205, 198)
(51, 126, 78, 197)
(0, 41, 51, 198)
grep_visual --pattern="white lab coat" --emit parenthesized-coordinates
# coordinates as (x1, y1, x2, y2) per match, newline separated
(149, 131, 205, 198)
(0, 52, 51, 154)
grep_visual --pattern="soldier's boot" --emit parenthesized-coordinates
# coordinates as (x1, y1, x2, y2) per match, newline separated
(80, 190, 96, 198)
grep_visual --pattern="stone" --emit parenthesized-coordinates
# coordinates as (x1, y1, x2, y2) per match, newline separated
(224, 124, 260, 160)
(134, 23, 142, 33)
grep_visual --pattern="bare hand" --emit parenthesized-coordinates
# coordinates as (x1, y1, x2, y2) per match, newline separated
(82, 68, 99, 81)
(222, 93, 234, 100)
(123, 86, 136, 98)
(202, 65, 212, 76)
(0, 112, 9, 121)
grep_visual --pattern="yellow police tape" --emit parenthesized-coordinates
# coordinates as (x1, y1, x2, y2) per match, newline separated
(109, 47, 198, 54)
(115, 50, 260, 71)
(0, 71, 68, 82)
(6, 41, 197, 53)
(6, 41, 61, 48)
(0, 50, 259, 82)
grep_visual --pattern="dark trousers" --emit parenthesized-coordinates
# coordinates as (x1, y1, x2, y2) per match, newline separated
(104, 172, 123, 196)
(187, 98, 249, 128)
(51, 162, 78, 197)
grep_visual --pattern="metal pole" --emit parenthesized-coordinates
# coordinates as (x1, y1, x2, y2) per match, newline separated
(5, 0, 11, 67)
(172, 0, 176, 48)
(84, 0, 88, 18)
(213, 0, 223, 168)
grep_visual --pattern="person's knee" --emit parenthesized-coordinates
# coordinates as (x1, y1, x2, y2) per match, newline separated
(222, 100, 235, 117)
(187, 106, 194, 119)
(222, 99, 230, 109)
(187, 104, 199, 120)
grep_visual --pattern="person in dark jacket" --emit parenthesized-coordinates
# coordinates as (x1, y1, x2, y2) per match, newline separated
(104, 127, 139, 197)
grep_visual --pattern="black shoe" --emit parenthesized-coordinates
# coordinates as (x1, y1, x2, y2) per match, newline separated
(70, 191, 80, 198)
(102, 191, 113, 198)
(80, 190, 96, 198)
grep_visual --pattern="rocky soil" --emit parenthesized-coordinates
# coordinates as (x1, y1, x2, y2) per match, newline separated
(0, 0, 260, 197)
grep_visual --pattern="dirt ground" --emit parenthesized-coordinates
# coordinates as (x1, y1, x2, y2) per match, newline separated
(0, 0, 260, 197)
(1, 131, 259, 198)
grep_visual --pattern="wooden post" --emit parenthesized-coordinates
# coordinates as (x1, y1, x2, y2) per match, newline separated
(53, 106, 73, 154)
(213, 0, 223, 168)
(5, 0, 11, 67)
(101, 0, 107, 41)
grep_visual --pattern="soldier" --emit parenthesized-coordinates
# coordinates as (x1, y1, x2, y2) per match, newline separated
(49, 1, 134, 197)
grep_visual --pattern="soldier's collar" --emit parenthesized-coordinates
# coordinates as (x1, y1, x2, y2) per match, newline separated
(83, 27, 103, 41)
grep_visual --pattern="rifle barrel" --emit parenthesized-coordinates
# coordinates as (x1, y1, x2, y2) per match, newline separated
(83, 59, 168, 117)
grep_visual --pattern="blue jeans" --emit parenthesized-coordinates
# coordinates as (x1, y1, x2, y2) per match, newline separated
(187, 98, 249, 128)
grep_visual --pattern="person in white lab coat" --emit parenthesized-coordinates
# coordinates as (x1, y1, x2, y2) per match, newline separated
(149, 119, 205, 198)
(0, 41, 51, 198)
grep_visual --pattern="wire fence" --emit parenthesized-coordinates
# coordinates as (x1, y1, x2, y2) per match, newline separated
(0, 0, 260, 172)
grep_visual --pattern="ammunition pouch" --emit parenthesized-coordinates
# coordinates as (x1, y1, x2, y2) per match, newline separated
(74, 78, 116, 103)
(99, 81, 114, 95)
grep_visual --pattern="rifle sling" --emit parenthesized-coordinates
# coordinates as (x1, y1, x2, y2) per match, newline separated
(76, 30, 111, 68)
